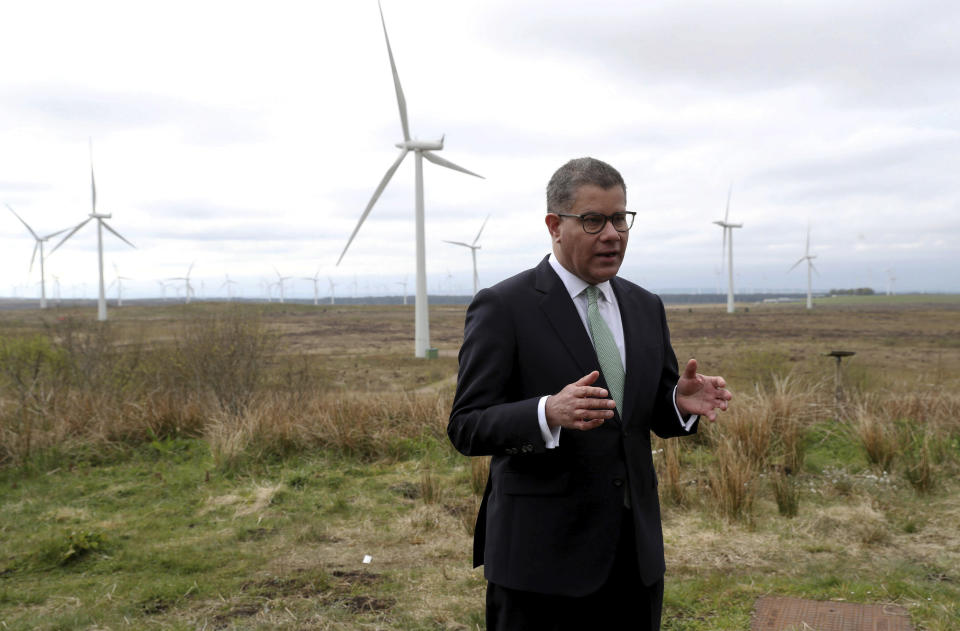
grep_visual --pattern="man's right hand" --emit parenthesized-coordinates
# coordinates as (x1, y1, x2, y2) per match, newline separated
(544, 371, 616, 431)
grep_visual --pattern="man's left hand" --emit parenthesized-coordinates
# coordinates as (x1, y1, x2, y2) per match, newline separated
(676, 358, 732, 422)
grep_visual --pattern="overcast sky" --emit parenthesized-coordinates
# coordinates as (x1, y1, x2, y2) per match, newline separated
(2, 0, 958, 301)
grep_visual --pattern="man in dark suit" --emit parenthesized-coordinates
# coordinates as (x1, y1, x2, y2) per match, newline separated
(448, 157, 732, 630)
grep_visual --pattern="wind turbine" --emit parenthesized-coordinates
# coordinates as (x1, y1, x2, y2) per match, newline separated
(713, 185, 743, 314)
(51, 141, 135, 321)
(108, 263, 132, 307)
(222, 274, 238, 301)
(168, 263, 195, 304)
(302, 268, 322, 306)
(444, 214, 489, 296)
(396, 277, 408, 305)
(156, 280, 170, 301)
(5, 203, 70, 309)
(336, 2, 484, 357)
(788, 224, 818, 310)
(327, 277, 337, 305)
(273, 267, 291, 304)
(886, 269, 896, 296)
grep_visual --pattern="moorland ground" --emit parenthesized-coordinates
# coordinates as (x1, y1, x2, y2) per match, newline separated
(1, 296, 958, 630)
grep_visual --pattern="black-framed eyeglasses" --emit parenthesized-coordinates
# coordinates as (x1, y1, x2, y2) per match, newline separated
(554, 211, 636, 234)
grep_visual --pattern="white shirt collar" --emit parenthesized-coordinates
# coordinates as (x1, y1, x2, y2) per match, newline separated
(547, 254, 615, 303)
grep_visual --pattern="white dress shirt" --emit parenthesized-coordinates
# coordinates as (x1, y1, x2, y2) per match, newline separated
(537, 255, 698, 448)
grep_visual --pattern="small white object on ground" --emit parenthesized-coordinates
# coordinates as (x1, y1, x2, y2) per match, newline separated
(362, 555, 372, 564)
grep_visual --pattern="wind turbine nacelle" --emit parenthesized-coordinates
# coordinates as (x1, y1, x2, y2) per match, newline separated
(396, 138, 444, 151)
(90, 212, 112, 219)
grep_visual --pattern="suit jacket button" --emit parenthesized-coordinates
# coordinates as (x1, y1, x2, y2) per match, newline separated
(613, 478, 624, 487)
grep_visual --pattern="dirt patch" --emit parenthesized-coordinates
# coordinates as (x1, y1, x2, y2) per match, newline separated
(331, 569, 381, 586)
(342, 595, 395, 613)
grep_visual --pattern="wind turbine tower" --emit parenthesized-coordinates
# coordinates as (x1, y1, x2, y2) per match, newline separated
(788, 225, 818, 309)
(327, 277, 337, 305)
(444, 214, 489, 296)
(169, 263, 196, 304)
(222, 274, 238, 301)
(109, 263, 132, 307)
(273, 267, 291, 304)
(5, 203, 69, 309)
(51, 141, 135, 321)
(336, 2, 484, 357)
(712, 185, 743, 314)
(302, 268, 322, 305)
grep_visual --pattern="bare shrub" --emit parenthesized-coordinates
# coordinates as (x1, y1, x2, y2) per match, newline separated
(0, 335, 71, 465)
(172, 311, 268, 415)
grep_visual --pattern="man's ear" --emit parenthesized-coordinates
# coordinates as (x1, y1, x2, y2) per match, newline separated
(545, 213, 561, 242)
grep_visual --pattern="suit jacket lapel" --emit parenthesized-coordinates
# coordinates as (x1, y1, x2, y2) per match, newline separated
(612, 277, 643, 424)
(534, 257, 599, 383)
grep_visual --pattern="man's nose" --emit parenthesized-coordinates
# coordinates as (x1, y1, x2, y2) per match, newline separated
(598, 217, 621, 240)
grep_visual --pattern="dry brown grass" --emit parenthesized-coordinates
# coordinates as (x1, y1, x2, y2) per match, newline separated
(0, 312, 454, 469)
(707, 435, 758, 521)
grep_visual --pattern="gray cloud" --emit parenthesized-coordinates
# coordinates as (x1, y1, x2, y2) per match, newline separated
(2, 84, 265, 144)
(485, 0, 960, 106)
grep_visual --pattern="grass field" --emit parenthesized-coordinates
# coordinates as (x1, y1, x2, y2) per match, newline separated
(1, 297, 958, 630)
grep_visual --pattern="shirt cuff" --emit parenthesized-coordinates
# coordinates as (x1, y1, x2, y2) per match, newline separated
(673, 385, 699, 432)
(538, 396, 561, 449)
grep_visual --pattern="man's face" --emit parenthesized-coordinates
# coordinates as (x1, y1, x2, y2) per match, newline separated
(546, 184, 628, 285)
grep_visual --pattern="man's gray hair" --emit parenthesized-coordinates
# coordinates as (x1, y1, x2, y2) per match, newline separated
(546, 157, 626, 214)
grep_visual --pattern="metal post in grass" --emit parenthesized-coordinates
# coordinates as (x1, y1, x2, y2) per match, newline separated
(826, 350, 855, 415)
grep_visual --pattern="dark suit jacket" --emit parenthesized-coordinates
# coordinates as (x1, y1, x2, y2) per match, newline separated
(448, 256, 697, 596)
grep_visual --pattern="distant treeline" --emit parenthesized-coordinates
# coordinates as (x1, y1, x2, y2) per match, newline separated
(828, 288, 876, 296)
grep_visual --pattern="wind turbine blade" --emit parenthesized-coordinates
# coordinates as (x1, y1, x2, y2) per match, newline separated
(50, 217, 92, 254)
(337, 149, 408, 265)
(473, 214, 490, 245)
(443, 240, 471, 248)
(787, 258, 804, 272)
(422, 151, 484, 178)
(5, 204, 39, 239)
(100, 220, 136, 249)
(41, 226, 71, 240)
(378, 1, 409, 142)
(805, 224, 811, 257)
(810, 261, 820, 276)
(29, 243, 39, 273)
(724, 183, 733, 223)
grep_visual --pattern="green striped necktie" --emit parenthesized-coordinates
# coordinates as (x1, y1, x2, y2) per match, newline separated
(585, 285, 625, 415)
